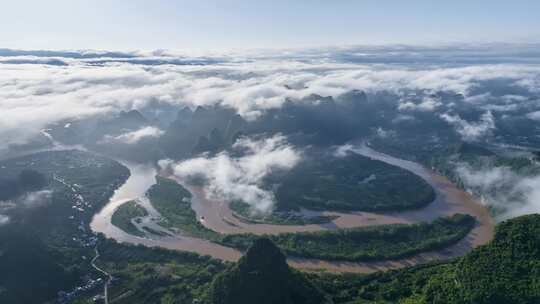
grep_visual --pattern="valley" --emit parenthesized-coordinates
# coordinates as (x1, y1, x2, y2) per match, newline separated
(92, 143, 493, 273)
(2, 42, 540, 303)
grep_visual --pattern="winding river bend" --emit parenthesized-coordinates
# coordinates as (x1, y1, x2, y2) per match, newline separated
(90, 144, 494, 273)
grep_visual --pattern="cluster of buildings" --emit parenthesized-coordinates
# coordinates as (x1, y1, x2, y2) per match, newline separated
(54, 175, 106, 303)
(56, 277, 104, 304)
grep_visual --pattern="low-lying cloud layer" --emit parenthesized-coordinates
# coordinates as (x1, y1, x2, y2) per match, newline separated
(0, 190, 53, 226)
(18, 190, 53, 209)
(160, 135, 301, 214)
(2, 45, 540, 221)
(0, 214, 9, 226)
(440, 111, 495, 142)
(1, 45, 540, 151)
(101, 126, 164, 144)
(399, 96, 442, 112)
(456, 163, 540, 220)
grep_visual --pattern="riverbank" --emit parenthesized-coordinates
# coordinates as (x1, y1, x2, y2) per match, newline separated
(90, 144, 494, 273)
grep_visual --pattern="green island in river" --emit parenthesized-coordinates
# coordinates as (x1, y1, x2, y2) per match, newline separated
(111, 200, 148, 237)
(111, 170, 475, 263)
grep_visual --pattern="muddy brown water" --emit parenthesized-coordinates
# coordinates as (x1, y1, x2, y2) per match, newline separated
(90, 145, 494, 273)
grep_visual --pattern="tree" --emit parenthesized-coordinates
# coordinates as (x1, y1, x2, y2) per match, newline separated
(18, 169, 47, 192)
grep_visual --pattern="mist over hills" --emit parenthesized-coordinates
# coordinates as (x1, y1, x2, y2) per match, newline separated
(1, 45, 540, 303)
(2, 45, 540, 213)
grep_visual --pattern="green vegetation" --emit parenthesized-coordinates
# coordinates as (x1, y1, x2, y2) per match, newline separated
(111, 201, 148, 237)
(274, 153, 435, 212)
(147, 176, 219, 240)
(206, 238, 328, 304)
(77, 214, 540, 304)
(141, 225, 171, 237)
(127, 178, 470, 264)
(0, 150, 129, 304)
(0, 169, 48, 200)
(91, 238, 226, 304)
(220, 214, 475, 262)
(4, 150, 538, 304)
(0, 227, 80, 304)
(122, 178, 474, 263)
(419, 142, 540, 217)
(230, 201, 338, 225)
(311, 214, 540, 304)
(428, 142, 540, 180)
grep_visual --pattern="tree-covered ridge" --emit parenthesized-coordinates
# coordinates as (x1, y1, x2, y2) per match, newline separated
(273, 152, 435, 212)
(0, 150, 129, 244)
(0, 169, 47, 200)
(315, 214, 540, 304)
(220, 214, 475, 262)
(0, 150, 130, 304)
(0, 227, 80, 304)
(448, 214, 540, 303)
(84, 238, 227, 304)
(75, 215, 539, 304)
(205, 238, 329, 304)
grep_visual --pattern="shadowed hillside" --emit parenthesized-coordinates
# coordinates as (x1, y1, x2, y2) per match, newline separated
(205, 238, 329, 304)
(319, 214, 540, 304)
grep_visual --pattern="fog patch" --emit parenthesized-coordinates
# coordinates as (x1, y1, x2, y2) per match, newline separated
(392, 114, 416, 123)
(0, 214, 9, 226)
(101, 126, 164, 144)
(440, 111, 495, 142)
(375, 127, 394, 139)
(399, 96, 441, 112)
(19, 190, 53, 209)
(456, 163, 540, 220)
(160, 135, 301, 214)
(1, 53, 540, 151)
(333, 144, 354, 157)
(526, 111, 540, 121)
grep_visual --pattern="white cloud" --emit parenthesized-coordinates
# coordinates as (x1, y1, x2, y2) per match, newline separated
(19, 190, 53, 209)
(333, 144, 354, 157)
(526, 111, 540, 121)
(2, 47, 540, 222)
(1, 48, 540, 152)
(398, 96, 442, 112)
(161, 135, 301, 214)
(440, 111, 495, 141)
(456, 163, 540, 220)
(464, 93, 492, 104)
(375, 127, 394, 138)
(392, 114, 416, 123)
(101, 126, 164, 144)
(0, 214, 9, 226)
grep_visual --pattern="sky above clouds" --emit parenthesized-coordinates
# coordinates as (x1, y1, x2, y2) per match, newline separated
(1, 0, 540, 51)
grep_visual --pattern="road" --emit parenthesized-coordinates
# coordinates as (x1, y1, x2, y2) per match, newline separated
(91, 246, 112, 304)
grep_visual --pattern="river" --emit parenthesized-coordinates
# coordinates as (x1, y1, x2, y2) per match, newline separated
(90, 144, 494, 273)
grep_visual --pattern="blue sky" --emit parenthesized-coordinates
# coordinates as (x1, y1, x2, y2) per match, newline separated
(2, 0, 540, 51)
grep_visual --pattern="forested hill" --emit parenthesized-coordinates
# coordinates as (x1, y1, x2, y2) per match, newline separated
(202, 214, 540, 304)
(205, 238, 329, 304)
(319, 214, 540, 304)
